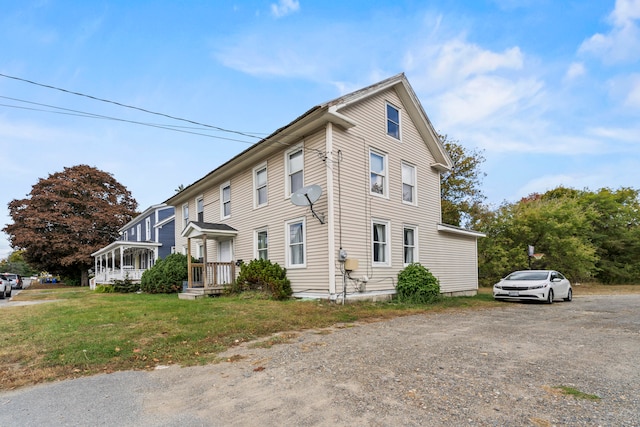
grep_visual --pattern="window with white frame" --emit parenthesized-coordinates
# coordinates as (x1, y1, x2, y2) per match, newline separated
(403, 226, 417, 265)
(370, 150, 387, 196)
(402, 162, 416, 204)
(196, 197, 204, 222)
(372, 220, 390, 266)
(136, 224, 141, 242)
(123, 230, 128, 241)
(256, 228, 268, 260)
(286, 218, 305, 268)
(182, 203, 189, 229)
(286, 146, 304, 196)
(254, 164, 268, 207)
(145, 217, 151, 241)
(197, 243, 204, 261)
(386, 102, 400, 139)
(221, 182, 231, 219)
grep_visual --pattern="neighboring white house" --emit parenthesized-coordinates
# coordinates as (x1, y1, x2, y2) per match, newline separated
(165, 73, 484, 301)
(90, 203, 175, 289)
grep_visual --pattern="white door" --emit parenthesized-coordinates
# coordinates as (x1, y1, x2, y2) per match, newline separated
(217, 240, 233, 284)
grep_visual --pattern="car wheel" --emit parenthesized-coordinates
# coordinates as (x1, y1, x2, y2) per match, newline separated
(547, 289, 554, 304)
(0, 290, 5, 300)
(564, 288, 572, 302)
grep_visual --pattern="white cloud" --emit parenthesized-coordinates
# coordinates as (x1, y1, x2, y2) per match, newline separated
(579, 0, 640, 64)
(564, 62, 586, 81)
(606, 72, 640, 108)
(270, 0, 300, 18)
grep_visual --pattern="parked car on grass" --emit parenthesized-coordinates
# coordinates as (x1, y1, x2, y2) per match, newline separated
(0, 274, 12, 299)
(493, 270, 572, 304)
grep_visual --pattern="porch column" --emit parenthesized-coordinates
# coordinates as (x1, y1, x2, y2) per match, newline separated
(187, 238, 192, 289)
(120, 247, 125, 280)
(202, 235, 208, 288)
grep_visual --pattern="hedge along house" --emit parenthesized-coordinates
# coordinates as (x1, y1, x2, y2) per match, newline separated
(91, 203, 175, 289)
(166, 73, 485, 301)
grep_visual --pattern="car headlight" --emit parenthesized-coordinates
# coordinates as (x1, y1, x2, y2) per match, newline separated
(494, 284, 502, 289)
(528, 283, 547, 290)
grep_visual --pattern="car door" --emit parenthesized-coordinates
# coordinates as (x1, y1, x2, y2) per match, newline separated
(552, 271, 568, 298)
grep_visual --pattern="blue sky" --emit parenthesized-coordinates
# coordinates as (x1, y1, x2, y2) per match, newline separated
(1, 0, 639, 260)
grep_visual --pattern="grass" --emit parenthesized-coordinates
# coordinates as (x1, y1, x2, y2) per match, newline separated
(553, 386, 601, 400)
(0, 287, 498, 391)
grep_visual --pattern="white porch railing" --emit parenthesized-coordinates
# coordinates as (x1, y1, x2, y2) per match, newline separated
(93, 268, 147, 284)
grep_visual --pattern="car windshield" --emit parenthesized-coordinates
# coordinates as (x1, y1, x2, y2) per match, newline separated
(505, 271, 549, 281)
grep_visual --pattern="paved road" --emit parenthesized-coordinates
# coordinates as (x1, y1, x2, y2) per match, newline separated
(1, 294, 639, 426)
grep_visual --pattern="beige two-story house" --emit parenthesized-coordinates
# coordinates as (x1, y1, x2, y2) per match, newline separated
(165, 73, 484, 301)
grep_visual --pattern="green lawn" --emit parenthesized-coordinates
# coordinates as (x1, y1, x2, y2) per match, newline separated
(1, 287, 497, 390)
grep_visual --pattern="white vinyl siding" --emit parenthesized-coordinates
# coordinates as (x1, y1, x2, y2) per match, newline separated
(286, 217, 306, 268)
(372, 219, 390, 266)
(370, 149, 388, 197)
(221, 182, 231, 219)
(285, 145, 304, 196)
(401, 162, 416, 205)
(254, 164, 268, 208)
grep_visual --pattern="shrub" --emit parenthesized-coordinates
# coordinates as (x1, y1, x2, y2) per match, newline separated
(94, 284, 114, 293)
(140, 253, 191, 294)
(229, 259, 292, 300)
(112, 274, 139, 293)
(396, 263, 441, 304)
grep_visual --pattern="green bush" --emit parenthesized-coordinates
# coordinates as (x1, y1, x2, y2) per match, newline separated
(396, 263, 441, 304)
(229, 259, 292, 300)
(94, 284, 115, 293)
(112, 274, 139, 293)
(140, 253, 191, 294)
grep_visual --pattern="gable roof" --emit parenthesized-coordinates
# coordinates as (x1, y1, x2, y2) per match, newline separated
(166, 73, 452, 206)
(181, 221, 238, 239)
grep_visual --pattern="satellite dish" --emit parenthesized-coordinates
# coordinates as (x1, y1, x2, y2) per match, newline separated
(291, 184, 325, 224)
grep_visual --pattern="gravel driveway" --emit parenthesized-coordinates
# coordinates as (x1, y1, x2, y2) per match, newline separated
(1, 294, 639, 426)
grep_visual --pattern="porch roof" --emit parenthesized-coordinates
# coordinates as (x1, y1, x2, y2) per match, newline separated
(182, 221, 238, 239)
(91, 241, 161, 257)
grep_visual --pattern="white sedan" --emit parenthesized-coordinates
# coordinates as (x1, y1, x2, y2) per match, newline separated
(493, 270, 572, 304)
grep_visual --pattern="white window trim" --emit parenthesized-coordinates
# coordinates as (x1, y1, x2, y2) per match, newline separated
(372, 218, 391, 267)
(369, 148, 388, 198)
(136, 224, 141, 242)
(220, 181, 231, 219)
(284, 143, 304, 198)
(386, 101, 401, 141)
(123, 230, 128, 241)
(196, 195, 204, 222)
(403, 225, 418, 266)
(145, 217, 151, 241)
(182, 203, 189, 230)
(401, 161, 417, 206)
(285, 217, 306, 269)
(253, 163, 268, 208)
(255, 227, 268, 260)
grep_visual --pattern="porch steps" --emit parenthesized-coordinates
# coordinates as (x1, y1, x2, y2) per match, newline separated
(178, 287, 224, 300)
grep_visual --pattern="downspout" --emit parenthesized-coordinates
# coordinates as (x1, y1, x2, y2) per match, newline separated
(326, 122, 336, 297)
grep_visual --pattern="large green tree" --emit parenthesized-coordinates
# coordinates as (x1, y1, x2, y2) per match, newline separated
(3, 165, 138, 286)
(440, 134, 487, 228)
(0, 250, 38, 276)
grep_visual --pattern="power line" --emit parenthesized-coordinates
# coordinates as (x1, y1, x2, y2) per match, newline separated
(0, 97, 257, 144)
(0, 72, 262, 140)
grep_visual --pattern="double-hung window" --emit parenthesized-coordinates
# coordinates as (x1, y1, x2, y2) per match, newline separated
(403, 226, 417, 265)
(286, 218, 305, 268)
(136, 224, 141, 242)
(221, 182, 231, 219)
(145, 217, 151, 241)
(402, 162, 416, 204)
(254, 164, 268, 207)
(386, 103, 400, 139)
(286, 146, 304, 196)
(196, 197, 204, 222)
(256, 228, 268, 260)
(182, 204, 189, 229)
(372, 219, 390, 266)
(370, 150, 387, 196)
